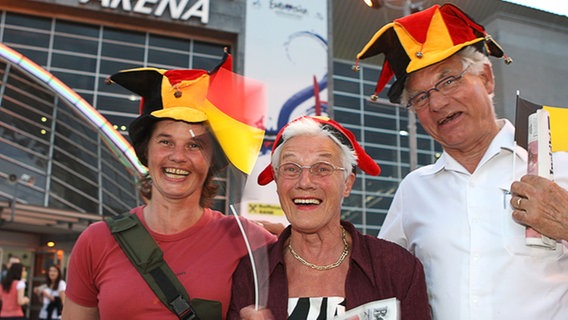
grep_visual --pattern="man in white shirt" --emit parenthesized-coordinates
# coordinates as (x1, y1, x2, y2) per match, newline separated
(355, 3, 568, 320)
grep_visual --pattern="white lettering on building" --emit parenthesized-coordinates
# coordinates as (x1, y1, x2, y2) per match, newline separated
(79, 0, 210, 23)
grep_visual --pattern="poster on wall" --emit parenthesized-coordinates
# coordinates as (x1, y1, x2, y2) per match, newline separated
(241, 0, 328, 225)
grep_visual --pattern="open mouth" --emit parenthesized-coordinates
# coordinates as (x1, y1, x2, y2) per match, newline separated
(163, 167, 189, 178)
(293, 198, 322, 205)
(438, 111, 462, 125)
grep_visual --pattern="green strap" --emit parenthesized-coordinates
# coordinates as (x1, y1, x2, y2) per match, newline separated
(105, 213, 198, 320)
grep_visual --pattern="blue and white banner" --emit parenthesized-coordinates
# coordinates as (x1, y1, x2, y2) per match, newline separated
(241, 0, 328, 225)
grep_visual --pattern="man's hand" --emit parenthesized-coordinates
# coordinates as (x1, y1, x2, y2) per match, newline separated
(510, 175, 568, 241)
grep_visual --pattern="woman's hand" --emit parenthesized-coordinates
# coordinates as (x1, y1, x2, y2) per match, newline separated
(254, 220, 285, 236)
(43, 288, 54, 301)
(239, 305, 275, 320)
(18, 293, 30, 306)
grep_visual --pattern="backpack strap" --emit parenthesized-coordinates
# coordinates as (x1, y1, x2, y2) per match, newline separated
(105, 213, 199, 320)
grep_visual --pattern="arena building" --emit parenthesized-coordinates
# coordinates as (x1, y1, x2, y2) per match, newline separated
(0, 0, 567, 317)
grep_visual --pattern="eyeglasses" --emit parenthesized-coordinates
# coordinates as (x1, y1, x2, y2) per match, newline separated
(276, 162, 346, 179)
(406, 65, 471, 111)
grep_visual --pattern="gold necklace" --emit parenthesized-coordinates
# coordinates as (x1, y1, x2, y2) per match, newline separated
(288, 227, 349, 271)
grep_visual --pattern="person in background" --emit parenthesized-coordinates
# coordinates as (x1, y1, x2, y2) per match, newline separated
(229, 116, 430, 320)
(0, 262, 29, 320)
(62, 51, 276, 320)
(511, 175, 568, 241)
(34, 265, 66, 320)
(355, 3, 568, 320)
(0, 256, 20, 282)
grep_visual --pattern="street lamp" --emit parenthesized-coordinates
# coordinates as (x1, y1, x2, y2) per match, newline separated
(7, 173, 35, 222)
(364, 0, 427, 13)
(363, 0, 383, 9)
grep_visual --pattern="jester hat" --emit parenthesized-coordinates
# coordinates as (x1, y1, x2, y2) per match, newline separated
(257, 116, 381, 185)
(108, 51, 265, 174)
(355, 3, 511, 104)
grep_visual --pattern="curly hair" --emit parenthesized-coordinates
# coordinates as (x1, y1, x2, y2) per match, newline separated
(271, 117, 357, 180)
(134, 120, 227, 208)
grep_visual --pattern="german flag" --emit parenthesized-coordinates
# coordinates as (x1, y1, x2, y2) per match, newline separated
(109, 51, 266, 175)
(514, 96, 568, 152)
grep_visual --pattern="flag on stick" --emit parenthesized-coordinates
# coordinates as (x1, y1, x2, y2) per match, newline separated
(515, 96, 568, 152)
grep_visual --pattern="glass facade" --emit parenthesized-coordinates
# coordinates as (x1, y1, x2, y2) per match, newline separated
(332, 59, 442, 234)
(0, 11, 229, 218)
(0, 10, 441, 235)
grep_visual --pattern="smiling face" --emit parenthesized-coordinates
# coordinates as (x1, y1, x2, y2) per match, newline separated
(274, 134, 355, 233)
(146, 120, 213, 204)
(407, 54, 499, 157)
(48, 266, 60, 281)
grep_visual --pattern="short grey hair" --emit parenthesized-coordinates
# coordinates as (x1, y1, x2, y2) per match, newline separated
(271, 117, 357, 180)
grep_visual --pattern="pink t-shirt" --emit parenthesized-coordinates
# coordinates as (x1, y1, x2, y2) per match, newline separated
(0, 280, 25, 317)
(66, 206, 275, 319)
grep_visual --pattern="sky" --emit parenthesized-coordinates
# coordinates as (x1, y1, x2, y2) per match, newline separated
(503, 0, 568, 17)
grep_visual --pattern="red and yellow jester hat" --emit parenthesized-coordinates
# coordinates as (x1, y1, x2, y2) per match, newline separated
(355, 3, 512, 104)
(108, 50, 265, 174)
(257, 116, 381, 185)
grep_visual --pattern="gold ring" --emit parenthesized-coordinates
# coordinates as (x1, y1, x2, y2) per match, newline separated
(516, 197, 522, 208)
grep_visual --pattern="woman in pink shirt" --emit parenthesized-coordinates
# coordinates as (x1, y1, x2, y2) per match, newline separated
(0, 262, 30, 320)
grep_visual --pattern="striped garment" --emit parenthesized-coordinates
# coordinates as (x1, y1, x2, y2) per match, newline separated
(288, 297, 346, 319)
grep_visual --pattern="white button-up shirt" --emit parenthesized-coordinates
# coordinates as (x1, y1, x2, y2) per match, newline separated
(379, 119, 568, 320)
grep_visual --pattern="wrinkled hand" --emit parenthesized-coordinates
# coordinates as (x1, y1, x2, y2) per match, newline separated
(510, 175, 568, 241)
(239, 306, 275, 320)
(254, 220, 285, 236)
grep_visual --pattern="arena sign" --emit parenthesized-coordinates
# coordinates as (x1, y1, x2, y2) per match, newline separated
(78, 0, 210, 23)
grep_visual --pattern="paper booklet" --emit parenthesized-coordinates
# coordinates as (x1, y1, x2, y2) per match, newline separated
(334, 297, 400, 320)
(525, 109, 557, 249)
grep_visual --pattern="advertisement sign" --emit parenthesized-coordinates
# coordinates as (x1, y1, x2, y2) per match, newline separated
(78, 0, 210, 23)
(242, 0, 328, 225)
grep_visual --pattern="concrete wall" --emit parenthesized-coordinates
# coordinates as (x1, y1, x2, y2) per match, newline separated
(485, 12, 568, 122)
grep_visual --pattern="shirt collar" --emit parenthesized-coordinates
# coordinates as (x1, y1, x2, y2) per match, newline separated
(420, 119, 527, 176)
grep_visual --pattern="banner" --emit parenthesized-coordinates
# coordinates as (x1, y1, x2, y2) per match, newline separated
(241, 0, 328, 225)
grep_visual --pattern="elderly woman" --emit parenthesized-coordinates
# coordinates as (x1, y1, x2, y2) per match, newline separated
(228, 116, 430, 319)
(62, 52, 276, 320)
